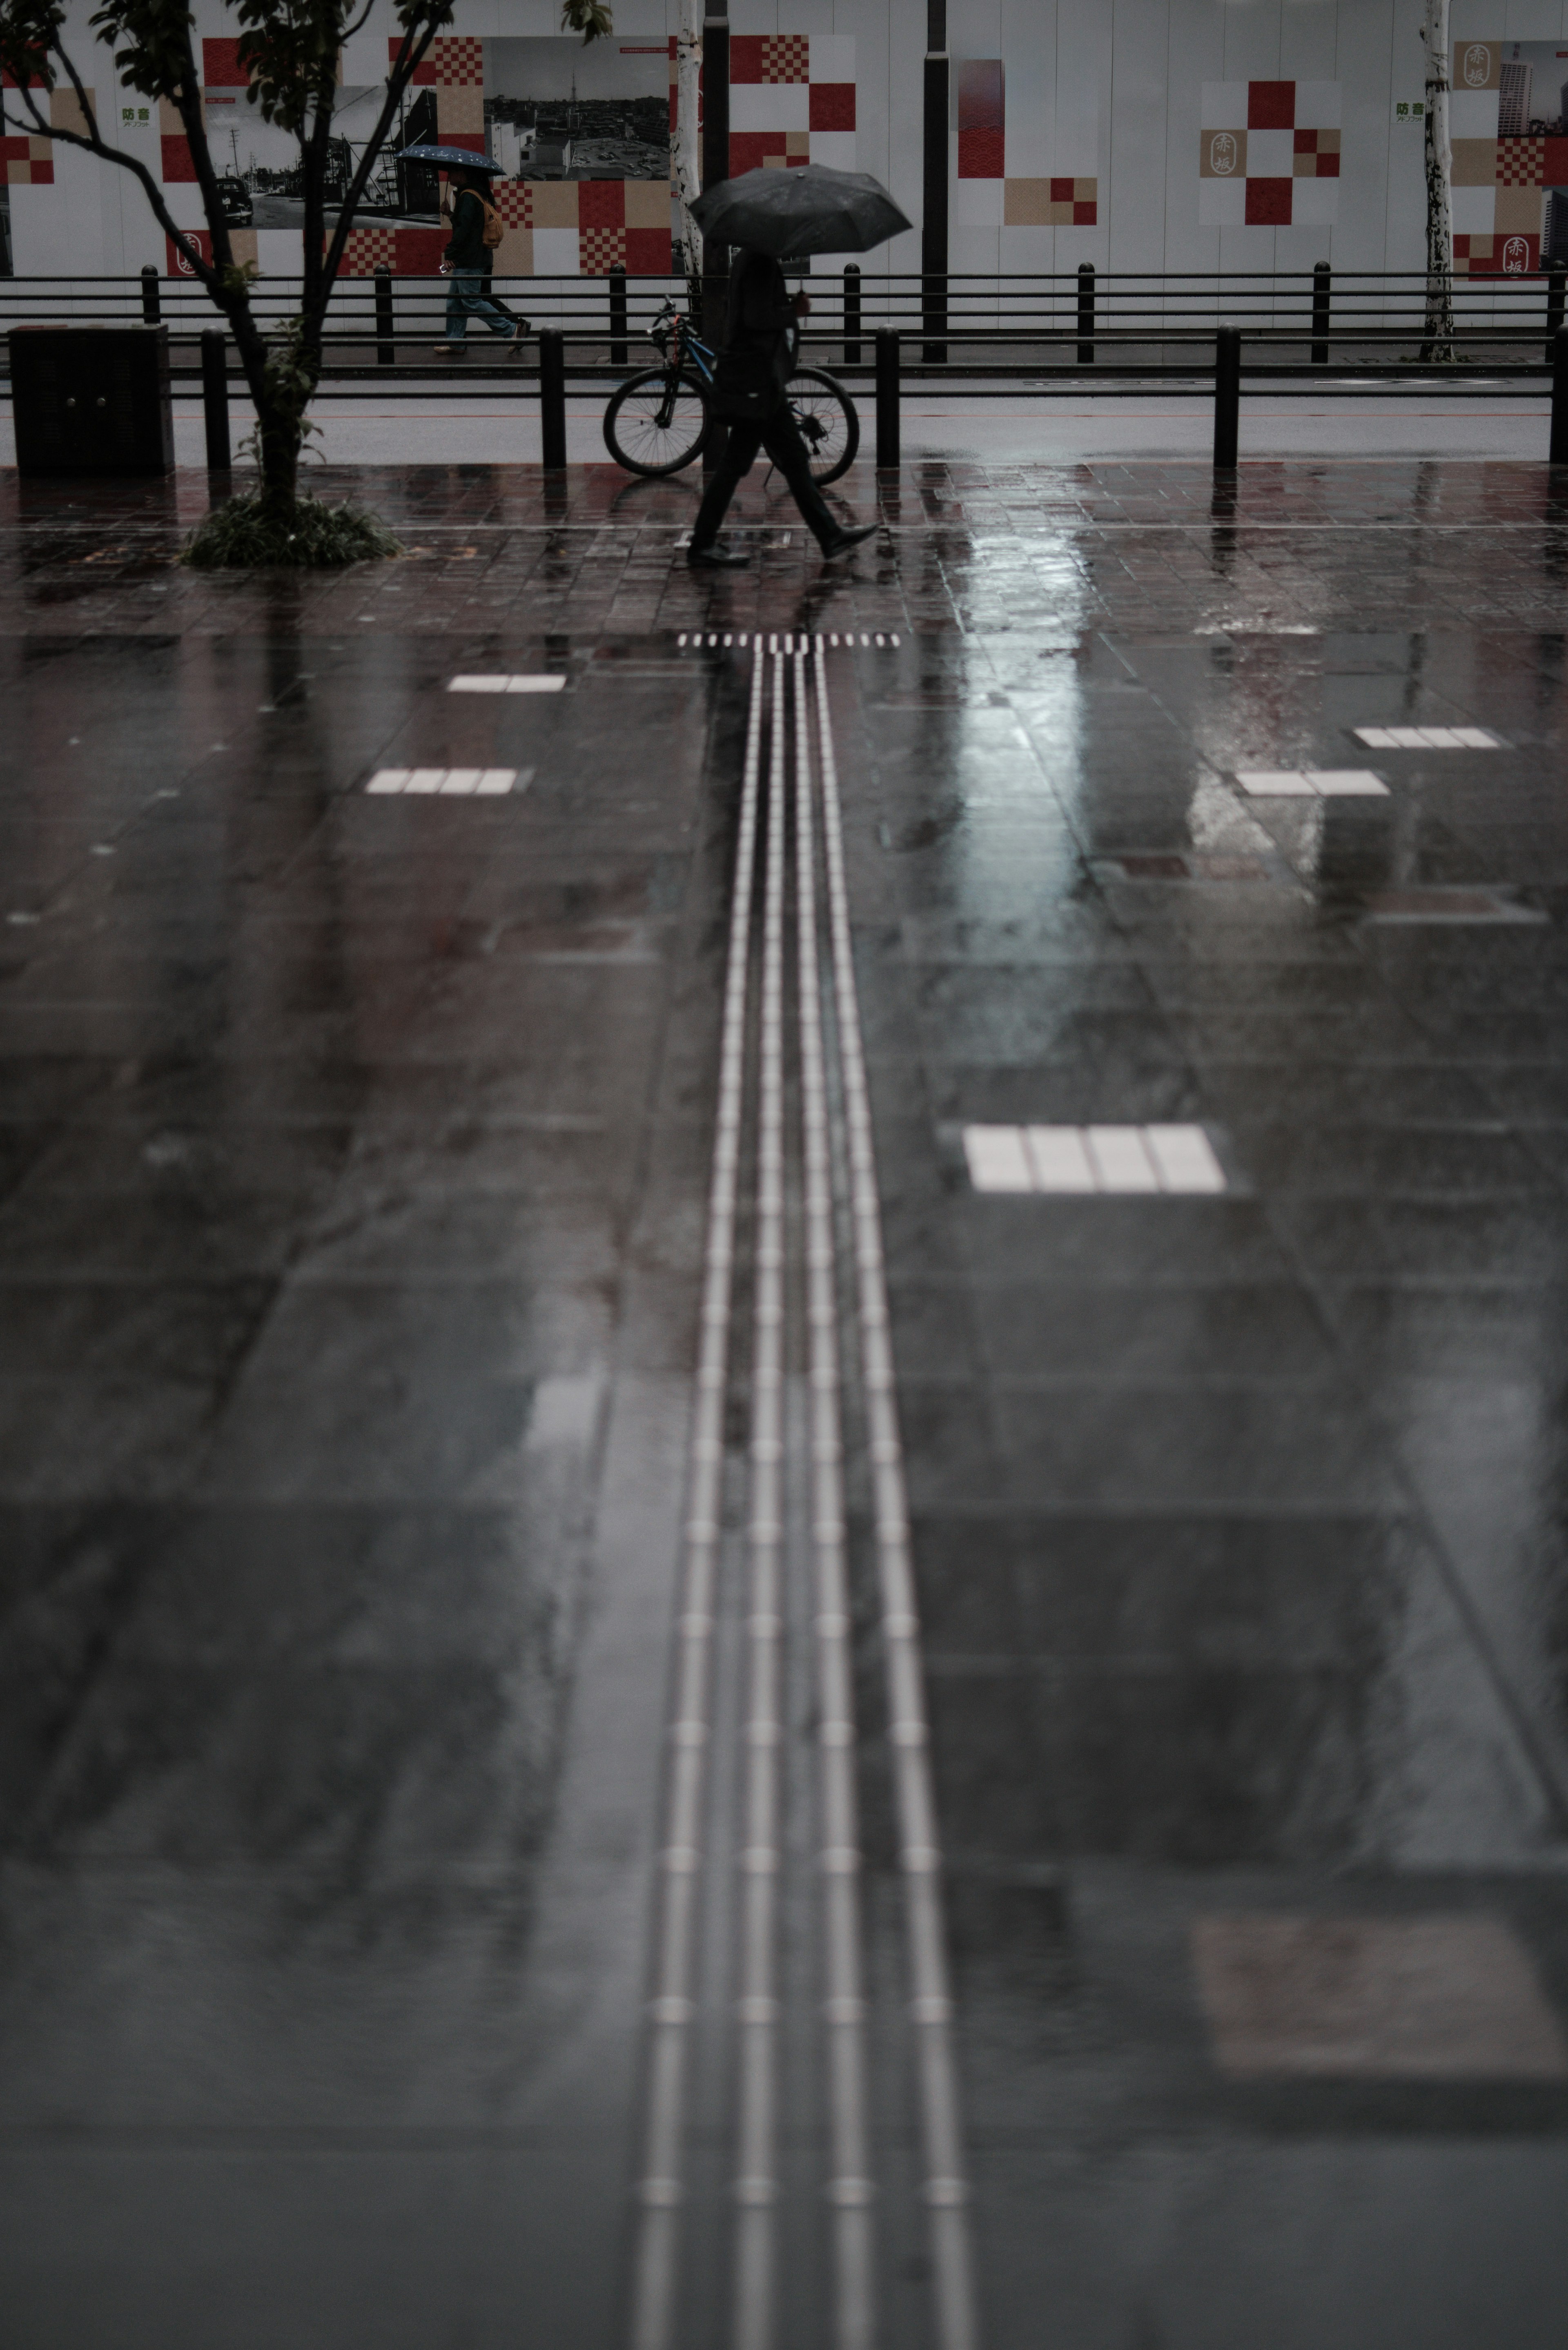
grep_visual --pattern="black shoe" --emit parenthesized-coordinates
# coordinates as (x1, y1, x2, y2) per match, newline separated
(818, 522, 878, 561)
(687, 541, 751, 569)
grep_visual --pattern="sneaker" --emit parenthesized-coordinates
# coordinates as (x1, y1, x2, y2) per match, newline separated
(819, 522, 878, 561)
(434, 343, 467, 357)
(506, 323, 530, 358)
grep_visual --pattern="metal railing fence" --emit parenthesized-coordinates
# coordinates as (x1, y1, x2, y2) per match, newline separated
(10, 270, 1568, 480)
(2, 264, 1568, 386)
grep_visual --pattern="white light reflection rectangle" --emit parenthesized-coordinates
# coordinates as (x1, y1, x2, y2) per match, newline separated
(1024, 1126, 1097, 1192)
(963, 1125, 1230, 1197)
(1086, 1126, 1160, 1192)
(963, 1126, 1034, 1192)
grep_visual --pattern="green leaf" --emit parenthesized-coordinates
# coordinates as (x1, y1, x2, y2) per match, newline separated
(559, 0, 612, 45)
(0, 0, 64, 96)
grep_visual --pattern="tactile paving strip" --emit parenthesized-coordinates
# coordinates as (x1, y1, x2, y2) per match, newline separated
(677, 629, 902, 650)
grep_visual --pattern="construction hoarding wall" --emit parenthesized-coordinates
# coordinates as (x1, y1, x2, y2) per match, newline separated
(3, 0, 1567, 281)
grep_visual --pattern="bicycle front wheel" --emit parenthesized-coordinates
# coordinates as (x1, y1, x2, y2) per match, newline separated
(603, 368, 710, 476)
(786, 368, 859, 486)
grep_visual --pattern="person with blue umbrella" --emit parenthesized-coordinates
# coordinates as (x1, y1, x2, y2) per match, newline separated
(398, 145, 529, 358)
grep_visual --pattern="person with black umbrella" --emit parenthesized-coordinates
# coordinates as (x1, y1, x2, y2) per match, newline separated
(687, 245, 876, 568)
(685, 163, 909, 570)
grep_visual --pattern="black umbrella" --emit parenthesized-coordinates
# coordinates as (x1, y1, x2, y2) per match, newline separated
(689, 163, 911, 257)
(395, 143, 506, 172)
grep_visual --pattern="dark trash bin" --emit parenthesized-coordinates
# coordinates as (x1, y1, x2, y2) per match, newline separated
(9, 324, 174, 475)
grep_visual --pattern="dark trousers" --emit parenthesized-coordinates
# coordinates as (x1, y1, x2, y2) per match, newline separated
(692, 403, 839, 550)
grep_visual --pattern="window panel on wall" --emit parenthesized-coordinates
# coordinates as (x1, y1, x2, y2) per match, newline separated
(1109, 0, 1172, 274)
(1053, 0, 1107, 269)
(1214, 0, 1288, 284)
(1163, 0, 1227, 273)
(1338, 0, 1399, 292)
(1220, 0, 1283, 85)
(1279, 0, 1339, 85)
(1000, 0, 1055, 180)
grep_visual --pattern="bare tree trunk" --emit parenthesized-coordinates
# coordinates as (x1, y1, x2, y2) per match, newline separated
(254, 399, 302, 512)
(1420, 0, 1455, 359)
(673, 0, 702, 291)
(11, 11, 445, 549)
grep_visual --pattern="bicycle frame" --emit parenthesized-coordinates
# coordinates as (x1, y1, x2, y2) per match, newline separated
(633, 299, 841, 467)
(648, 301, 716, 418)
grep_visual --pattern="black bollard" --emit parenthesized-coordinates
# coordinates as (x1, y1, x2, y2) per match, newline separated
(1311, 260, 1330, 366)
(875, 328, 900, 469)
(374, 266, 394, 367)
(1551, 326, 1568, 465)
(1214, 326, 1241, 470)
(141, 264, 160, 326)
(922, 268, 947, 368)
(200, 330, 230, 473)
(539, 327, 567, 469)
(609, 266, 628, 368)
(1548, 270, 1566, 368)
(843, 262, 862, 368)
(1077, 262, 1095, 365)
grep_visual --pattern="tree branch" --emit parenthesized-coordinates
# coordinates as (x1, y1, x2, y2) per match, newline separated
(318, 18, 443, 297)
(168, 27, 240, 285)
(10, 65, 220, 292)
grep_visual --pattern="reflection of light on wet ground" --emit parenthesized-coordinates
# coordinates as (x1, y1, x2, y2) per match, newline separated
(5, 457, 1568, 2345)
(1187, 773, 1275, 858)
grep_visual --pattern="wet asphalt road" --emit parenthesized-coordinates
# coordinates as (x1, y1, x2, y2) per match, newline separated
(1, 456, 1567, 2348)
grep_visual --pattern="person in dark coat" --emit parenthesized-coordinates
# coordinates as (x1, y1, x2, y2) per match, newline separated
(437, 165, 528, 357)
(687, 246, 876, 568)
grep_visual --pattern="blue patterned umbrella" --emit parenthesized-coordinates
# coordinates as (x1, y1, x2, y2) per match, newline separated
(395, 144, 505, 172)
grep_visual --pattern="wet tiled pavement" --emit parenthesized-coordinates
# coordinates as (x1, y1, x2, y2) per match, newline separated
(3, 456, 1568, 2349)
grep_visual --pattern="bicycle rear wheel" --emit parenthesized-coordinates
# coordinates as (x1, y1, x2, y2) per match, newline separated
(786, 368, 859, 486)
(603, 368, 710, 476)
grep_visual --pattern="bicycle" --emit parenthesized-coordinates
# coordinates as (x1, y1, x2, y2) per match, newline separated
(603, 297, 859, 485)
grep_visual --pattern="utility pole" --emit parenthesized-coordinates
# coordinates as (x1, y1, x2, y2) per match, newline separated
(673, 0, 701, 292)
(1419, 0, 1455, 359)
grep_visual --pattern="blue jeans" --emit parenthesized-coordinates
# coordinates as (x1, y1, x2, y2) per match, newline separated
(444, 271, 514, 342)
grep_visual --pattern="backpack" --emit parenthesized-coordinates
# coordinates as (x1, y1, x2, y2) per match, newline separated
(445, 186, 505, 252)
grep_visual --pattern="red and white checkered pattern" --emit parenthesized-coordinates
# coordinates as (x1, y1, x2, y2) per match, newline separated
(491, 183, 532, 229)
(391, 36, 437, 85)
(1497, 139, 1544, 187)
(336, 225, 398, 274)
(579, 225, 628, 273)
(2, 135, 53, 185)
(1199, 80, 1341, 227)
(759, 34, 809, 84)
(728, 33, 855, 177)
(430, 36, 484, 88)
(1453, 134, 1568, 264)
